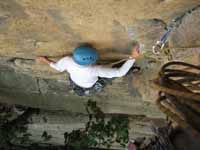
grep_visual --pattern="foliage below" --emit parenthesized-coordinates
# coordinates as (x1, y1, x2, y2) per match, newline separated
(0, 104, 35, 149)
(64, 100, 129, 150)
(42, 131, 52, 141)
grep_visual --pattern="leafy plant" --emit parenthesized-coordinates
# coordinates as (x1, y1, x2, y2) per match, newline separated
(0, 105, 36, 149)
(42, 131, 52, 141)
(64, 100, 129, 149)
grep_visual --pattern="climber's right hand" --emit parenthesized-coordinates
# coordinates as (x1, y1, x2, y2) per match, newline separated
(36, 56, 52, 64)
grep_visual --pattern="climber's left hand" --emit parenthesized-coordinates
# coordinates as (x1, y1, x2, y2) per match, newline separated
(131, 44, 140, 59)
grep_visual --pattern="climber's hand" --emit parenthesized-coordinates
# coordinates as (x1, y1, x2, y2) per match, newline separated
(36, 56, 52, 64)
(131, 44, 140, 59)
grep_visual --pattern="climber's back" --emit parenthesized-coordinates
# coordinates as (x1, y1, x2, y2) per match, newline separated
(36, 44, 140, 95)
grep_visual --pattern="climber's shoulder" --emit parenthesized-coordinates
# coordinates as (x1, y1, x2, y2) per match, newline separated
(55, 56, 74, 68)
(59, 56, 73, 63)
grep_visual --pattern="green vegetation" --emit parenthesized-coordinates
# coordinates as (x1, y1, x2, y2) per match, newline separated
(0, 101, 130, 150)
(0, 105, 34, 149)
(64, 100, 129, 150)
(42, 131, 52, 141)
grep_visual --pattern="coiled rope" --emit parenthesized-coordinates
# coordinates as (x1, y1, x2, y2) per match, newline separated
(153, 61, 200, 142)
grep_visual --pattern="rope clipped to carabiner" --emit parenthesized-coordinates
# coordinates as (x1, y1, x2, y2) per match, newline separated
(152, 27, 172, 55)
(152, 11, 186, 55)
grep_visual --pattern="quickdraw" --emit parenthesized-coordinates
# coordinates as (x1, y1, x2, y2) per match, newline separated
(152, 6, 200, 55)
(152, 27, 172, 55)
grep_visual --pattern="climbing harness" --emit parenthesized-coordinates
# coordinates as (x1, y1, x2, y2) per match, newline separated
(153, 61, 200, 142)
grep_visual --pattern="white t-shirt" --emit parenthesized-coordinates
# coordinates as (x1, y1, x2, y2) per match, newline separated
(50, 56, 135, 88)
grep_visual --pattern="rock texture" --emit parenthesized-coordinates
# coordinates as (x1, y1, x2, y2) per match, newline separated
(0, 0, 199, 58)
(0, 0, 200, 146)
(26, 111, 159, 148)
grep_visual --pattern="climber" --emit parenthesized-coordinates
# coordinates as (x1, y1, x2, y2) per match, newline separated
(36, 44, 141, 96)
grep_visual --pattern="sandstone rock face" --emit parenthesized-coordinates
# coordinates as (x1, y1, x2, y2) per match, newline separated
(169, 6, 200, 48)
(0, 0, 200, 145)
(0, 0, 199, 58)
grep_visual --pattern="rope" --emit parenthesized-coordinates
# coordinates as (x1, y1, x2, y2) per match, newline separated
(152, 5, 200, 55)
(156, 97, 200, 142)
(153, 61, 200, 141)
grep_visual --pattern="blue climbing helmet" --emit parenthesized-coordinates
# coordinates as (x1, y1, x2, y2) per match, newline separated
(73, 46, 99, 65)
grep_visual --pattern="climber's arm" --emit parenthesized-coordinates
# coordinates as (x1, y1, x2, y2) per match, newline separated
(94, 43, 140, 78)
(36, 56, 54, 65)
(36, 56, 70, 72)
(95, 59, 135, 78)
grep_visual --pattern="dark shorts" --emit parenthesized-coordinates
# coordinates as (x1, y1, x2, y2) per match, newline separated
(69, 77, 112, 96)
